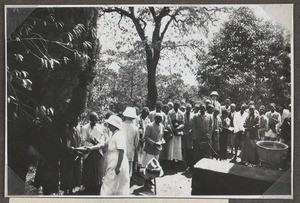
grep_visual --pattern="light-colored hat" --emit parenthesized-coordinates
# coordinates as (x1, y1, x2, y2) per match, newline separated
(210, 91, 219, 97)
(168, 102, 174, 107)
(249, 104, 255, 109)
(122, 107, 137, 118)
(144, 158, 164, 178)
(207, 103, 214, 108)
(154, 112, 163, 118)
(105, 115, 122, 129)
(89, 112, 99, 119)
(205, 99, 212, 104)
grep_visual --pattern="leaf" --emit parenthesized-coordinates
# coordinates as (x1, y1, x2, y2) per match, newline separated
(45, 116, 52, 123)
(49, 59, 54, 69)
(63, 56, 69, 64)
(48, 107, 54, 116)
(83, 41, 92, 50)
(58, 21, 64, 28)
(21, 71, 28, 78)
(40, 105, 47, 115)
(15, 54, 24, 62)
(68, 32, 73, 41)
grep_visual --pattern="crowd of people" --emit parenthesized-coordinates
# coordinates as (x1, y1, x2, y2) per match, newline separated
(55, 91, 292, 196)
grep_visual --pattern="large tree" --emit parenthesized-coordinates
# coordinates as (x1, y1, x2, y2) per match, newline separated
(197, 7, 291, 107)
(101, 6, 224, 109)
(7, 7, 100, 194)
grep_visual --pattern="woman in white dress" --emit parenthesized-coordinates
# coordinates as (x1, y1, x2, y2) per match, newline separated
(100, 115, 130, 195)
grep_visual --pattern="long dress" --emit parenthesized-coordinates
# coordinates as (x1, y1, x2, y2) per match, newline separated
(100, 131, 130, 195)
(167, 109, 184, 161)
(137, 116, 151, 165)
(120, 120, 139, 176)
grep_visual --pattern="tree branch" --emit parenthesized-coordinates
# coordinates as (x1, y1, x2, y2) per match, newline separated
(149, 7, 156, 21)
(139, 18, 147, 30)
(102, 7, 131, 18)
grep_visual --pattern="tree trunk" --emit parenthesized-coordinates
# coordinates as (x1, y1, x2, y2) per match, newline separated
(147, 62, 158, 110)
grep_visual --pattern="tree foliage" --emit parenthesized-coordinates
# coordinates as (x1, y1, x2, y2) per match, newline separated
(197, 7, 291, 108)
(99, 6, 225, 109)
(7, 7, 100, 188)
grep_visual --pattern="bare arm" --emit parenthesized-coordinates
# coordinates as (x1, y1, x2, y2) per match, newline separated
(115, 149, 124, 175)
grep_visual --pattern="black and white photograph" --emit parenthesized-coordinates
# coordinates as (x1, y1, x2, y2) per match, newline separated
(5, 4, 293, 198)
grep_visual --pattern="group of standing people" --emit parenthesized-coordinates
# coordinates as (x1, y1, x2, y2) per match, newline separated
(55, 91, 291, 196)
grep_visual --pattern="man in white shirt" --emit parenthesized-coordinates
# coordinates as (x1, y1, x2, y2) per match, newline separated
(230, 104, 248, 163)
(265, 103, 282, 141)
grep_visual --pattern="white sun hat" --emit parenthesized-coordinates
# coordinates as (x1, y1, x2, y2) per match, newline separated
(144, 158, 164, 178)
(105, 115, 122, 129)
(210, 91, 219, 97)
(123, 106, 137, 118)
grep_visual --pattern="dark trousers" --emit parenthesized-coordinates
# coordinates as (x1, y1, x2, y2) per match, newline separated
(219, 130, 229, 160)
(186, 149, 193, 168)
(192, 140, 212, 167)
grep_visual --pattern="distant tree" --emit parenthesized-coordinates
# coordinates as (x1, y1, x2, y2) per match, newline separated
(101, 6, 225, 109)
(197, 7, 291, 107)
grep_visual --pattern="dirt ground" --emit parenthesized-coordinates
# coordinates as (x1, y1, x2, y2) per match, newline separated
(130, 161, 192, 196)
(24, 160, 193, 196)
(24, 148, 286, 196)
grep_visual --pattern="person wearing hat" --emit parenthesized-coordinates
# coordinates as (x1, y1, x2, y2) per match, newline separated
(192, 103, 213, 165)
(142, 112, 165, 188)
(167, 100, 184, 163)
(258, 105, 268, 141)
(120, 107, 140, 182)
(265, 103, 282, 141)
(210, 91, 221, 113)
(149, 101, 167, 125)
(241, 104, 260, 164)
(231, 104, 248, 163)
(81, 112, 110, 195)
(100, 115, 130, 195)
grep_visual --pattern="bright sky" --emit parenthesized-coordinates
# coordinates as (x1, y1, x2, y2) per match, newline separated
(98, 4, 293, 86)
